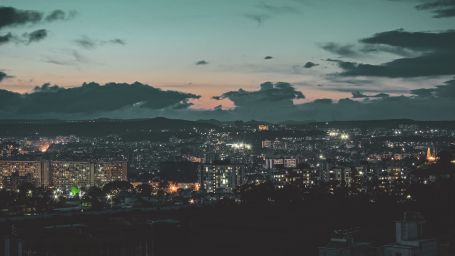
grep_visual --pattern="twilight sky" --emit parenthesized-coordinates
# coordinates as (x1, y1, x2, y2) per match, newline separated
(1, 0, 455, 121)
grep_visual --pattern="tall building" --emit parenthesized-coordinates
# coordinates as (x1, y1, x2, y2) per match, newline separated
(93, 161, 128, 188)
(0, 160, 127, 191)
(321, 167, 352, 187)
(383, 212, 437, 256)
(50, 161, 93, 190)
(0, 161, 48, 189)
(51, 161, 128, 190)
(199, 164, 244, 194)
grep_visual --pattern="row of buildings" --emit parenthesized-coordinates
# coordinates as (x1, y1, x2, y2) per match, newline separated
(0, 160, 127, 191)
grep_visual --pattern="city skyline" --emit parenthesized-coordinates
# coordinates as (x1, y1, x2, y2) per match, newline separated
(0, 0, 455, 121)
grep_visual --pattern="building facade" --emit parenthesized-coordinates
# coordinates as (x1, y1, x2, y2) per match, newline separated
(0, 160, 127, 191)
(199, 164, 245, 194)
(383, 212, 437, 256)
(0, 161, 48, 189)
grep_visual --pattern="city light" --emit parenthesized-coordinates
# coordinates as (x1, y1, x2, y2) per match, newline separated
(340, 133, 349, 140)
(168, 183, 178, 193)
(328, 131, 338, 137)
(227, 143, 252, 150)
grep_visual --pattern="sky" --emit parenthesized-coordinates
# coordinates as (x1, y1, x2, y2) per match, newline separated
(0, 0, 455, 121)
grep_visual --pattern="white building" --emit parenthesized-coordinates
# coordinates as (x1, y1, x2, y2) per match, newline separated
(383, 212, 437, 256)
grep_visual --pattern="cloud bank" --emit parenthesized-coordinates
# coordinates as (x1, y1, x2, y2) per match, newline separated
(327, 29, 455, 78)
(415, 0, 455, 18)
(0, 80, 455, 121)
(0, 82, 199, 119)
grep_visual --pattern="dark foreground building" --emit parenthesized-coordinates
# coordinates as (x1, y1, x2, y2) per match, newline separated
(1, 213, 185, 256)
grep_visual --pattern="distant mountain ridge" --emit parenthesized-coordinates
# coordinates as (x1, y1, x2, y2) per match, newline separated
(0, 117, 455, 137)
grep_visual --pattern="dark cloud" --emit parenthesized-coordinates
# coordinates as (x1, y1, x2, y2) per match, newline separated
(24, 29, 47, 43)
(32, 83, 64, 93)
(1, 80, 455, 121)
(195, 60, 209, 65)
(45, 10, 65, 22)
(304, 61, 319, 68)
(0, 29, 47, 45)
(327, 29, 455, 78)
(264, 56, 273, 60)
(108, 38, 126, 45)
(374, 93, 390, 98)
(45, 9, 77, 22)
(410, 87, 435, 97)
(320, 43, 360, 57)
(0, 82, 199, 118)
(74, 36, 126, 49)
(295, 79, 455, 121)
(0, 71, 12, 82)
(74, 36, 96, 49)
(0, 33, 13, 45)
(360, 29, 455, 51)
(328, 53, 455, 77)
(312, 99, 333, 104)
(215, 82, 304, 106)
(410, 79, 455, 97)
(203, 80, 455, 121)
(0, 7, 75, 29)
(0, 7, 42, 30)
(352, 91, 368, 98)
(352, 91, 390, 98)
(321, 40, 416, 58)
(212, 82, 304, 120)
(415, 0, 455, 18)
(0, 7, 74, 47)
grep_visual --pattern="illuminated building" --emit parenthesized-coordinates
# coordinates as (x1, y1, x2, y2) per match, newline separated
(198, 164, 245, 194)
(93, 161, 128, 188)
(52, 161, 128, 190)
(322, 167, 352, 187)
(264, 158, 297, 169)
(0, 160, 49, 189)
(50, 161, 93, 190)
(426, 146, 437, 163)
(284, 158, 297, 168)
(0, 160, 127, 191)
(227, 143, 252, 150)
(258, 124, 269, 131)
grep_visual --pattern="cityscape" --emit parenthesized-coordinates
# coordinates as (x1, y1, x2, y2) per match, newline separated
(1, 0, 455, 255)
(0, 119, 454, 255)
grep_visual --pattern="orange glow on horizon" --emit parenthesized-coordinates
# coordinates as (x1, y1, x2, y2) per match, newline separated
(39, 143, 50, 153)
